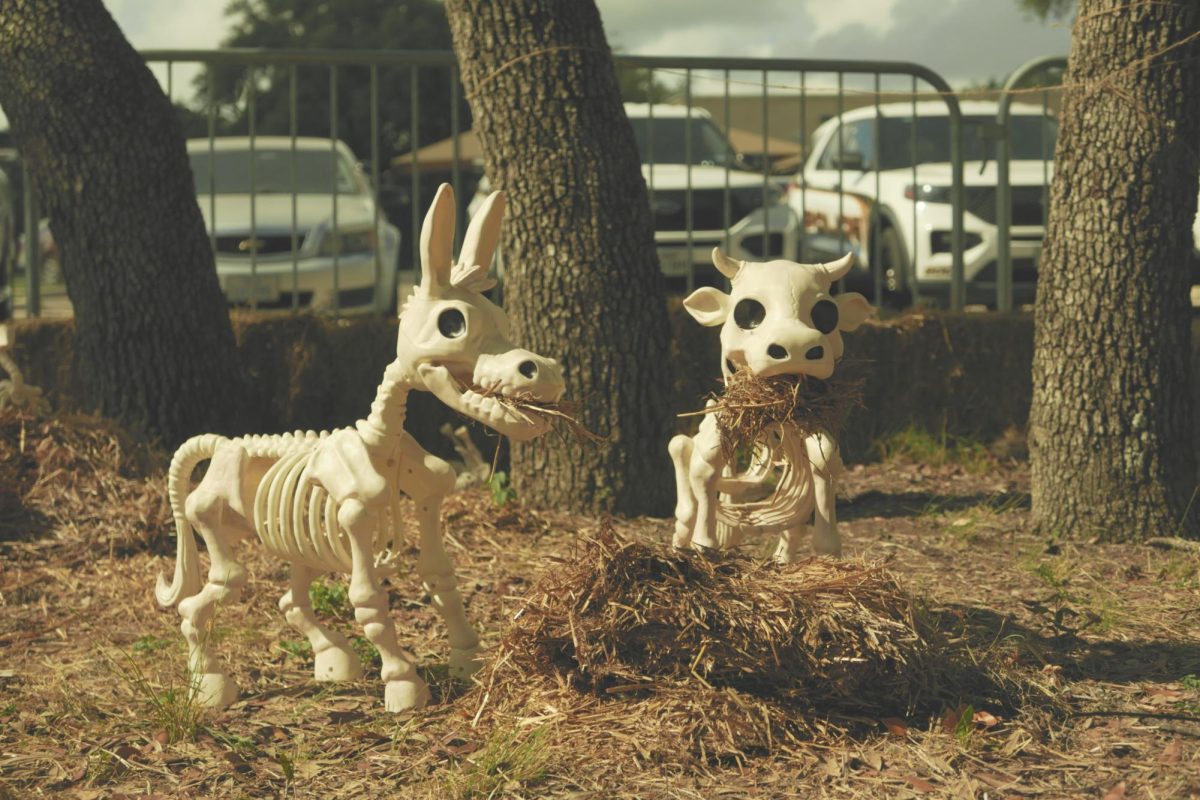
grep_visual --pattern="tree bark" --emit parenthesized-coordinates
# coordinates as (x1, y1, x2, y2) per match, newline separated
(1030, 0, 1200, 541)
(445, 0, 674, 515)
(0, 0, 246, 444)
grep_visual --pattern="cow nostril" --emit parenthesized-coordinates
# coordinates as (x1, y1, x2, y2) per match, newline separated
(805, 346, 825, 360)
(725, 359, 736, 374)
(768, 344, 788, 360)
(517, 360, 538, 380)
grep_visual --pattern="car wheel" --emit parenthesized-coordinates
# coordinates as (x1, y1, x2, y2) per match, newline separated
(878, 227, 912, 309)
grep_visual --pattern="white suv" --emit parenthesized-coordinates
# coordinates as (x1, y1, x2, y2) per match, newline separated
(188, 137, 401, 314)
(789, 100, 1057, 307)
(625, 103, 800, 291)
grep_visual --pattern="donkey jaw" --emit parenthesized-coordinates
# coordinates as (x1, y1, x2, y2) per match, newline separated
(417, 363, 551, 441)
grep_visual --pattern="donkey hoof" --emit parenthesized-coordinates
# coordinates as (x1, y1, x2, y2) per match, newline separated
(195, 672, 239, 709)
(314, 647, 363, 682)
(384, 678, 430, 712)
(448, 645, 482, 679)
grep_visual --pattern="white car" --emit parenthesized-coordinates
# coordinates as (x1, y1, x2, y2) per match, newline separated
(188, 137, 401, 314)
(790, 100, 1057, 307)
(625, 103, 800, 290)
(470, 105, 800, 293)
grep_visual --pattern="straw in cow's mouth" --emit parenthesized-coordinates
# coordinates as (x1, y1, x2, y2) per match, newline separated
(683, 365, 865, 459)
(470, 384, 606, 445)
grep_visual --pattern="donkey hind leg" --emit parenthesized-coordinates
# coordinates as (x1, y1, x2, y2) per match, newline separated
(177, 457, 249, 709)
(340, 498, 429, 712)
(279, 563, 362, 682)
(413, 493, 481, 679)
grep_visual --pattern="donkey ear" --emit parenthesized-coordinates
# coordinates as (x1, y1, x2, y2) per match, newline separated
(459, 190, 505, 270)
(419, 183, 456, 293)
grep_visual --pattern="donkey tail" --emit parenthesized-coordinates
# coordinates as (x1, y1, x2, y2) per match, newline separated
(155, 434, 226, 608)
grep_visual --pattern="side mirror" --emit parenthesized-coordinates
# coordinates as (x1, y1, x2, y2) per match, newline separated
(832, 151, 865, 171)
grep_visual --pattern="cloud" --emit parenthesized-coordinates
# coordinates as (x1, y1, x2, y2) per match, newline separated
(597, 0, 1071, 86)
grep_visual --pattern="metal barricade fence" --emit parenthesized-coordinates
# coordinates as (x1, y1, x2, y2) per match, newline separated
(8, 48, 1071, 319)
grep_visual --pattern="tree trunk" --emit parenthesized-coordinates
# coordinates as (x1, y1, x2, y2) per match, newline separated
(0, 0, 246, 444)
(445, 0, 674, 515)
(1030, 0, 1200, 541)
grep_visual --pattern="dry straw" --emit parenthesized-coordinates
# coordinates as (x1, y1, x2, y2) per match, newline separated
(684, 363, 866, 459)
(468, 523, 1014, 762)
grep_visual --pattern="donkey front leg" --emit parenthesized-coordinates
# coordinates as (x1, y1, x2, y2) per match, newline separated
(279, 563, 362, 682)
(339, 498, 429, 712)
(403, 442, 481, 678)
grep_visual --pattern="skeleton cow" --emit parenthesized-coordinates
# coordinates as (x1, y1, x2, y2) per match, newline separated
(155, 184, 564, 712)
(669, 248, 873, 563)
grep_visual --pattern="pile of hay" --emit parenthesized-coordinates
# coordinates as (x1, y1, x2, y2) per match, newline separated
(690, 364, 866, 459)
(468, 525, 1009, 762)
(0, 408, 168, 552)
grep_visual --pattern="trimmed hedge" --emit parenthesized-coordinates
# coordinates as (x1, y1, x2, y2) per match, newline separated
(9, 309, 1199, 463)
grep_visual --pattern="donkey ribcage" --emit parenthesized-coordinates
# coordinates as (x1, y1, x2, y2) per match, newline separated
(252, 447, 403, 574)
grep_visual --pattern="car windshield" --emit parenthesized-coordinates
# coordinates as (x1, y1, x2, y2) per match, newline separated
(189, 149, 362, 195)
(876, 115, 1057, 168)
(628, 117, 737, 166)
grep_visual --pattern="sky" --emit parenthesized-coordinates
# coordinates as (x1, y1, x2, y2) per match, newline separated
(103, 0, 1074, 92)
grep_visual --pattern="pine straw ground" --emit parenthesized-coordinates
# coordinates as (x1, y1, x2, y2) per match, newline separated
(1, 408, 1198, 798)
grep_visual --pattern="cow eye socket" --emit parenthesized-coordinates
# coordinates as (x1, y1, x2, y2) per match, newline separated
(437, 308, 467, 339)
(811, 299, 839, 334)
(733, 298, 766, 330)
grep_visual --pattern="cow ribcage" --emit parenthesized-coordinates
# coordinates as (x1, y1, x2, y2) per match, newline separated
(715, 423, 815, 541)
(252, 447, 403, 574)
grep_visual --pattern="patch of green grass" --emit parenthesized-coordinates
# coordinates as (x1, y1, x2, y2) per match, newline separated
(444, 725, 552, 800)
(131, 634, 174, 654)
(277, 639, 313, 660)
(873, 424, 994, 472)
(350, 635, 380, 667)
(309, 578, 352, 619)
(923, 493, 1024, 544)
(488, 471, 516, 507)
(102, 644, 204, 743)
(1181, 674, 1200, 690)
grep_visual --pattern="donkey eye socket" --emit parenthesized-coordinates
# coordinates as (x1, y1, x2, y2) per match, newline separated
(811, 299, 839, 334)
(437, 308, 467, 339)
(733, 298, 766, 330)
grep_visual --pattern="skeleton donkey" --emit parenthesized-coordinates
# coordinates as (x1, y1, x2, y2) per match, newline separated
(669, 249, 873, 563)
(156, 184, 564, 712)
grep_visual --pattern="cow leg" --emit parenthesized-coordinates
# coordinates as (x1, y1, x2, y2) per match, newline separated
(340, 498, 429, 712)
(668, 434, 697, 549)
(773, 525, 808, 564)
(279, 563, 362, 682)
(807, 433, 843, 557)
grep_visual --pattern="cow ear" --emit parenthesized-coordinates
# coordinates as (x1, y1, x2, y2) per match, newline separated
(683, 287, 731, 327)
(836, 292, 874, 331)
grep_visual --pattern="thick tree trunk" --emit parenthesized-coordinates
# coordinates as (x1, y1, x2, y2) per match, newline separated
(0, 0, 246, 444)
(445, 0, 674, 515)
(1030, 0, 1200, 541)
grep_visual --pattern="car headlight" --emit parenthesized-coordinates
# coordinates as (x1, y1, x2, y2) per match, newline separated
(318, 227, 377, 257)
(904, 184, 952, 204)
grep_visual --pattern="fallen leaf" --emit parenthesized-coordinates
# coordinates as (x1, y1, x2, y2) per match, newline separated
(1160, 739, 1182, 764)
(882, 717, 909, 736)
(1103, 781, 1127, 800)
(973, 709, 999, 729)
(860, 749, 883, 772)
(903, 775, 935, 793)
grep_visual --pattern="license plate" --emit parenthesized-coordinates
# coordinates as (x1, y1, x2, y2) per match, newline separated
(224, 275, 277, 303)
(657, 247, 694, 275)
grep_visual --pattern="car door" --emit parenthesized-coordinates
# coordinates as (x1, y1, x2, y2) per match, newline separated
(797, 119, 874, 264)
